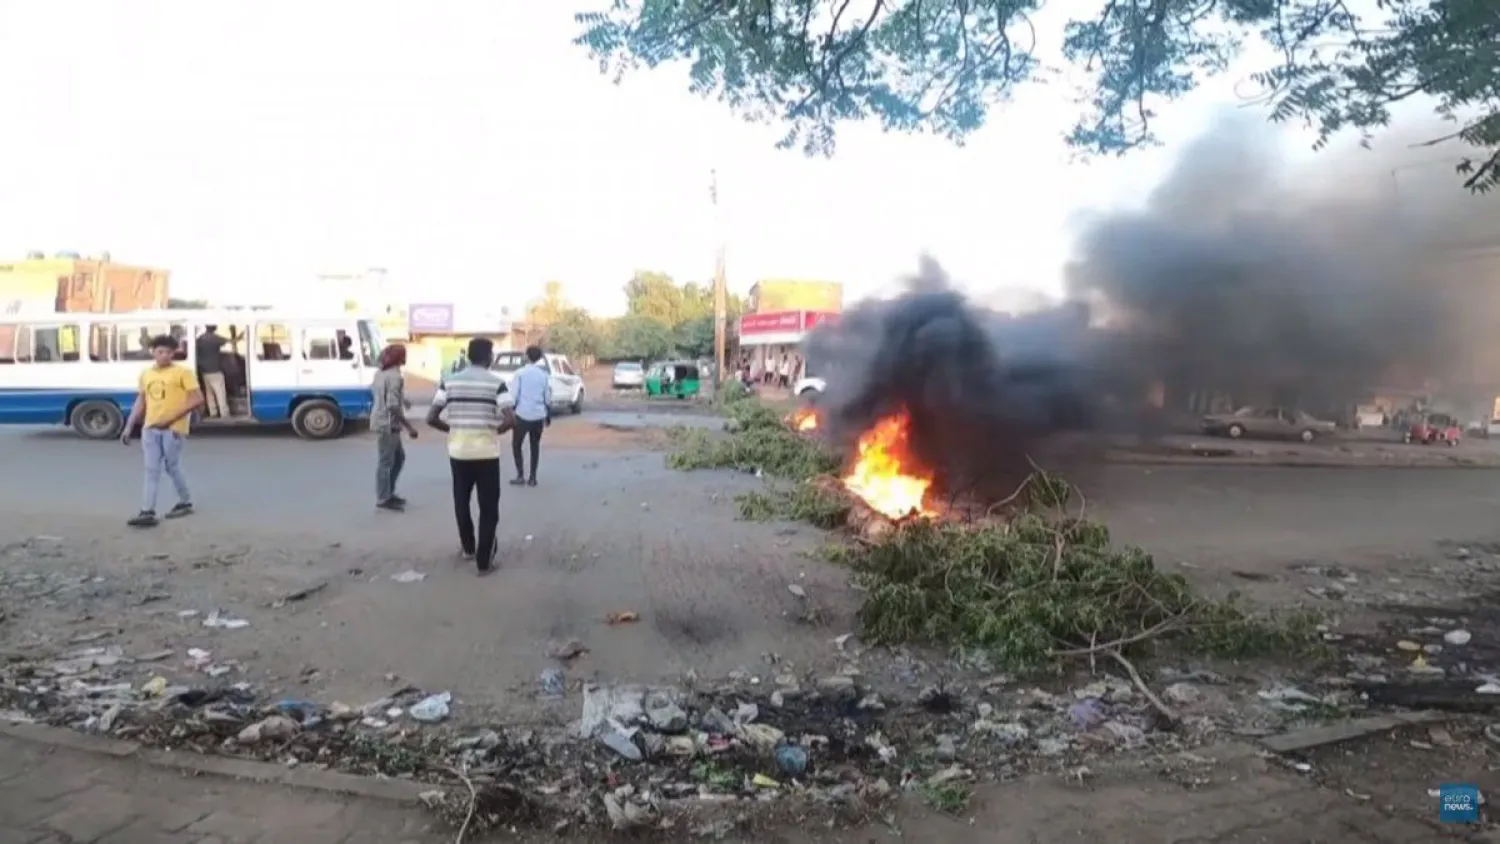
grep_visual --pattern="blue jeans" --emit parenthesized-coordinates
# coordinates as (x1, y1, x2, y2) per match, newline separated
(142, 428, 191, 513)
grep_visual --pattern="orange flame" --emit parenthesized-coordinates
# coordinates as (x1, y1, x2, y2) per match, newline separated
(842, 410, 934, 520)
(789, 407, 819, 432)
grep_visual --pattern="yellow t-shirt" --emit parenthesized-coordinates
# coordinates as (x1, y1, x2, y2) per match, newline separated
(139, 364, 200, 435)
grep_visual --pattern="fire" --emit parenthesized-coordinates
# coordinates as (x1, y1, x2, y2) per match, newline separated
(789, 407, 819, 431)
(842, 410, 934, 520)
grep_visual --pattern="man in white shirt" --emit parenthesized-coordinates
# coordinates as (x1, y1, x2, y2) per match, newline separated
(425, 338, 512, 574)
(509, 345, 552, 487)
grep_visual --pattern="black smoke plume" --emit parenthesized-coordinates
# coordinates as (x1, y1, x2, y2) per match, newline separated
(804, 112, 1500, 501)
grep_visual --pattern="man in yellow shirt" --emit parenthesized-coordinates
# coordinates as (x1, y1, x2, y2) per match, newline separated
(122, 334, 205, 527)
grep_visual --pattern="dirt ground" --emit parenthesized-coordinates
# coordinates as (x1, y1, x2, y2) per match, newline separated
(6, 414, 1500, 837)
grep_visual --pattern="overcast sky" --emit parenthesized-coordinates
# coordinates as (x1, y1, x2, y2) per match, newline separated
(0, 1, 1283, 315)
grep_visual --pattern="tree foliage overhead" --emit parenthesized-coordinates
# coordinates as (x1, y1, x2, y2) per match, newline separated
(575, 0, 1500, 190)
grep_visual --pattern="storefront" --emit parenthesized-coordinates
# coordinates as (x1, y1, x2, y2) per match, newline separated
(736, 310, 838, 384)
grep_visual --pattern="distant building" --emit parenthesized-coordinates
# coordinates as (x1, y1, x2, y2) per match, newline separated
(0, 253, 169, 315)
(747, 279, 842, 314)
(313, 268, 409, 340)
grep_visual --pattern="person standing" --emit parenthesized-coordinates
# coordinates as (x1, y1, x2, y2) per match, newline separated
(195, 325, 229, 418)
(509, 345, 552, 487)
(426, 337, 510, 574)
(372, 344, 418, 511)
(122, 334, 205, 527)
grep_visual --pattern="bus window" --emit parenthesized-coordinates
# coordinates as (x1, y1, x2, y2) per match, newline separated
(32, 325, 81, 362)
(117, 323, 187, 361)
(303, 326, 342, 361)
(256, 323, 291, 360)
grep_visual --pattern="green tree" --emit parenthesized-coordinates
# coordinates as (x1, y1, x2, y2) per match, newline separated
(576, 0, 1500, 191)
(611, 313, 678, 360)
(623, 271, 686, 323)
(527, 280, 570, 325)
(545, 306, 607, 358)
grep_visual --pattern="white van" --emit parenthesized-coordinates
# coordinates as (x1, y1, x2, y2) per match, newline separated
(0, 309, 382, 439)
(490, 350, 586, 414)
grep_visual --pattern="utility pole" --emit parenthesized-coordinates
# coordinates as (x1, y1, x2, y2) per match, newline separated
(711, 168, 727, 392)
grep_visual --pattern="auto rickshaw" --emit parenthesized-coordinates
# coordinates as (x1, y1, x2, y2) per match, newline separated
(1404, 412, 1462, 446)
(644, 361, 701, 399)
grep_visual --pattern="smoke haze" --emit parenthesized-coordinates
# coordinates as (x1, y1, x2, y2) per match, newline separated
(805, 113, 1500, 499)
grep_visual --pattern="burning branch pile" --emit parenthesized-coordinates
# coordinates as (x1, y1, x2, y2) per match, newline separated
(674, 399, 1320, 674)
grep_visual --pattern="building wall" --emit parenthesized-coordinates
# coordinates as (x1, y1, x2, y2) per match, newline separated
(0, 257, 169, 359)
(748, 279, 842, 314)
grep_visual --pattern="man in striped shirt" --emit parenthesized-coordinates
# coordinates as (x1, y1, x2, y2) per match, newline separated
(425, 337, 513, 574)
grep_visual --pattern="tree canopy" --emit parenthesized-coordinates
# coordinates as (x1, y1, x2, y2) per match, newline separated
(575, 0, 1500, 190)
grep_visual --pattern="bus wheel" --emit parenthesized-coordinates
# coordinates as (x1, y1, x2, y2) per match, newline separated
(72, 400, 124, 440)
(292, 400, 344, 440)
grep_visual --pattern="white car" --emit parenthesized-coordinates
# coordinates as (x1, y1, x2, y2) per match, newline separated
(612, 361, 645, 389)
(492, 351, 586, 414)
(793, 376, 825, 396)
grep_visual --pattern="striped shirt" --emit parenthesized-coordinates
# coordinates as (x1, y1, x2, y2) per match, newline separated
(432, 366, 510, 460)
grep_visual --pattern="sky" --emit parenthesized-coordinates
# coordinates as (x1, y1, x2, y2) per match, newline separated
(0, 1, 1288, 316)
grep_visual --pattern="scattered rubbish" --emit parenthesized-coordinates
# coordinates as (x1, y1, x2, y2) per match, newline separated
(1257, 685, 1328, 711)
(1396, 640, 1421, 652)
(538, 668, 566, 699)
(237, 715, 298, 744)
(69, 631, 112, 644)
(134, 649, 173, 662)
(391, 570, 427, 583)
(547, 639, 588, 661)
(579, 685, 647, 738)
(1163, 683, 1201, 706)
(271, 582, 327, 608)
(202, 610, 250, 630)
(787, 584, 806, 598)
(1479, 683, 1500, 695)
(606, 611, 639, 625)
(409, 691, 452, 723)
(1067, 698, 1108, 729)
(1445, 629, 1473, 646)
(775, 744, 809, 776)
(177, 610, 199, 618)
(752, 773, 780, 789)
(140, 676, 168, 697)
(1345, 788, 1371, 801)
(599, 725, 643, 760)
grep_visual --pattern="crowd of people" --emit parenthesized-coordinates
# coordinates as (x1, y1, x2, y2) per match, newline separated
(122, 335, 552, 576)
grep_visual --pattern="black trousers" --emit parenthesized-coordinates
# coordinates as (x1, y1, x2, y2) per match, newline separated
(449, 458, 500, 568)
(512, 418, 545, 478)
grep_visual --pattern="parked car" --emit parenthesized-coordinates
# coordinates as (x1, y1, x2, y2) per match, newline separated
(491, 351, 586, 414)
(1201, 406, 1338, 442)
(612, 361, 645, 389)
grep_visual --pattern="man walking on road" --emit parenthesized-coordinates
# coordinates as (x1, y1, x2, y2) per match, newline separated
(426, 337, 512, 574)
(122, 335, 205, 527)
(372, 344, 418, 511)
(509, 345, 551, 487)
(195, 325, 229, 418)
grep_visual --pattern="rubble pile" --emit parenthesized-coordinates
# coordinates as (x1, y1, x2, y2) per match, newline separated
(0, 622, 1355, 835)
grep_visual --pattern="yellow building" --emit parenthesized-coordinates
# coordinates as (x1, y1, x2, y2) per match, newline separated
(0, 253, 169, 315)
(748, 279, 842, 314)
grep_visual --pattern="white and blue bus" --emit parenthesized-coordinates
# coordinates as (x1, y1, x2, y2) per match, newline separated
(0, 309, 383, 440)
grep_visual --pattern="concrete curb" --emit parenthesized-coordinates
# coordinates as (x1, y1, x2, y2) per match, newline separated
(0, 719, 429, 805)
(1259, 710, 1447, 754)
